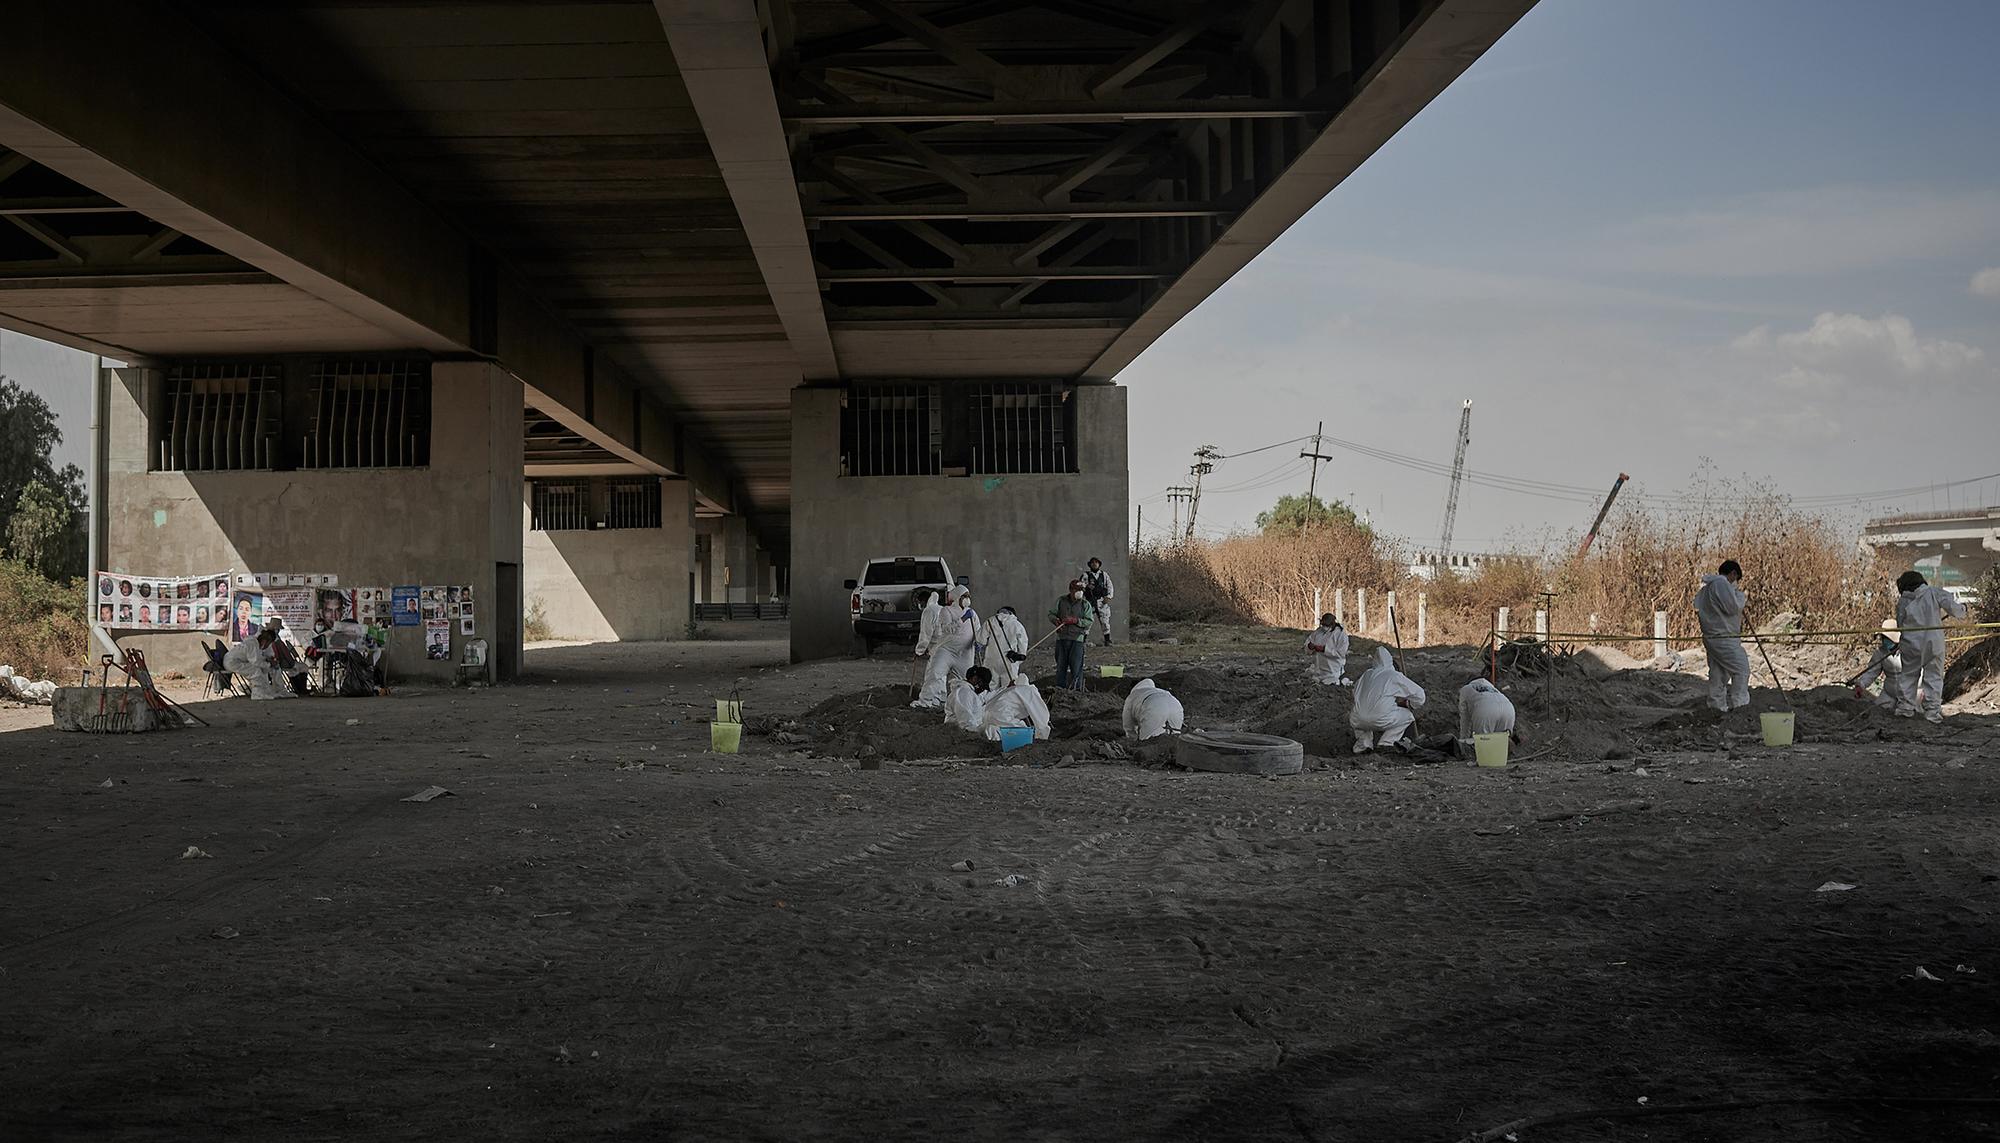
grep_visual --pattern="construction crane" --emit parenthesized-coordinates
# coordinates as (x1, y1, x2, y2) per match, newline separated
(1436, 401, 1473, 562)
(1574, 473, 1630, 560)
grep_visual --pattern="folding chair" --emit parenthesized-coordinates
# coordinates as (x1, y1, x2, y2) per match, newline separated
(201, 641, 249, 699)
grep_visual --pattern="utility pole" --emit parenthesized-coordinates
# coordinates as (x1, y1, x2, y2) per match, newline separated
(1133, 504, 1142, 551)
(1300, 420, 1333, 525)
(1165, 486, 1192, 542)
(1185, 444, 1218, 541)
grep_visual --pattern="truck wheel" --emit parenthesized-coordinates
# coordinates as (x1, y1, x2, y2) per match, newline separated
(1173, 731, 1305, 776)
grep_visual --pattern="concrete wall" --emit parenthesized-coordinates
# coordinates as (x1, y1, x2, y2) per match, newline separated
(788, 384, 1129, 662)
(522, 478, 694, 642)
(100, 361, 523, 682)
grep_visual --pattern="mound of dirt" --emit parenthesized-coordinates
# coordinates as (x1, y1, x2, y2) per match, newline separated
(1945, 635, 2000, 712)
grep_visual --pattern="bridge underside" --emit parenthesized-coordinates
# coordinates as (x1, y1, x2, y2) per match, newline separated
(0, 0, 1533, 664)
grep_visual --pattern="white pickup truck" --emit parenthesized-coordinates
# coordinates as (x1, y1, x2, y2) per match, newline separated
(845, 555, 959, 654)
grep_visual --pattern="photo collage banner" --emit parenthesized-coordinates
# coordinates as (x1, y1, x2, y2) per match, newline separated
(96, 569, 476, 655)
(94, 571, 234, 632)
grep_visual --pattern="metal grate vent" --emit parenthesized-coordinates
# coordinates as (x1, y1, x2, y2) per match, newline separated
(530, 481, 589, 532)
(606, 480, 662, 530)
(158, 362, 282, 471)
(841, 384, 940, 476)
(971, 382, 1071, 474)
(302, 360, 429, 469)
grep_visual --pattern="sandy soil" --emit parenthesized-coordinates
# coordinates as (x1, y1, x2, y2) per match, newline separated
(2, 621, 1998, 1142)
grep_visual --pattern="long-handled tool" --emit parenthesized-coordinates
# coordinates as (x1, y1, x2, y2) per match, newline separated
(1388, 603, 1405, 671)
(1747, 625, 1795, 713)
(90, 657, 111, 734)
(907, 650, 924, 701)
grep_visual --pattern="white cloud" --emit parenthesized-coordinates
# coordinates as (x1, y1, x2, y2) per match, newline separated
(1587, 187, 2000, 277)
(1769, 312, 1984, 375)
(1973, 267, 2000, 297)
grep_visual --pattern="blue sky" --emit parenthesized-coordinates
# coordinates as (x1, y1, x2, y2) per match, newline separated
(1125, 0, 2000, 550)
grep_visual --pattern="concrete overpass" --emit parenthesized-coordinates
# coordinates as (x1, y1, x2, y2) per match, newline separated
(0, 0, 1535, 671)
(1863, 507, 2000, 593)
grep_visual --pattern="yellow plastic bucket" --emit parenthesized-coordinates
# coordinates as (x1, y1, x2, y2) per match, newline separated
(716, 698, 742, 722)
(710, 721, 742, 753)
(1760, 712, 1795, 747)
(1473, 732, 1509, 768)
(1099, 665, 1125, 678)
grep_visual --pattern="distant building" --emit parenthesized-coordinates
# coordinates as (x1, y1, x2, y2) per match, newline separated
(1404, 550, 1531, 581)
(1862, 508, 1999, 600)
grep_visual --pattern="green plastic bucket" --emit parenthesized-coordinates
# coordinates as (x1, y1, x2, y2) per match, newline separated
(1099, 665, 1125, 678)
(716, 698, 742, 722)
(1473, 732, 1510, 768)
(710, 721, 742, 753)
(1760, 712, 1795, 747)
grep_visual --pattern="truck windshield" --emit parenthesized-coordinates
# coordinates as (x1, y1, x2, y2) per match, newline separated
(863, 560, 946, 587)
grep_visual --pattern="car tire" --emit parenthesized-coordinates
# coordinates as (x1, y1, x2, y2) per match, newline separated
(1173, 730, 1305, 776)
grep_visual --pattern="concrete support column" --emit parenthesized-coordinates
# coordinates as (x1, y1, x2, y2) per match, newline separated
(755, 549, 773, 604)
(720, 516, 753, 605)
(522, 476, 695, 642)
(787, 384, 1129, 662)
(100, 360, 522, 682)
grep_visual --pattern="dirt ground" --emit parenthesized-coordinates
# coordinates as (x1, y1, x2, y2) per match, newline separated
(2, 620, 1998, 1142)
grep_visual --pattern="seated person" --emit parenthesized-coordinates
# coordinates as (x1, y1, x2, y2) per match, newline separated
(222, 629, 298, 700)
(946, 665, 1053, 742)
(310, 618, 384, 696)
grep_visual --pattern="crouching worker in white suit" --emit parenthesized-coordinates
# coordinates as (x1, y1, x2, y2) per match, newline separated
(946, 665, 1052, 741)
(1122, 678, 1184, 740)
(223, 628, 297, 700)
(1457, 678, 1518, 757)
(1349, 647, 1425, 752)
(1304, 614, 1349, 686)
(1851, 624, 1909, 711)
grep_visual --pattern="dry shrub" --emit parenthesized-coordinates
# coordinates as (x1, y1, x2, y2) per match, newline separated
(1129, 543, 1251, 625)
(0, 559, 90, 682)
(1132, 524, 1396, 630)
(1429, 491, 1887, 645)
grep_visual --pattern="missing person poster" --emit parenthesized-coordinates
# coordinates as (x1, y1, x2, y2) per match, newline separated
(225, 591, 263, 642)
(265, 587, 314, 635)
(94, 571, 234, 631)
(392, 586, 421, 627)
(425, 622, 451, 661)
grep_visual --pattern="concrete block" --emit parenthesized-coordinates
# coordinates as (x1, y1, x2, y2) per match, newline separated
(52, 686, 161, 732)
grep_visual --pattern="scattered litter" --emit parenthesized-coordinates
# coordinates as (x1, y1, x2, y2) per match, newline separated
(1684, 777, 1710, 785)
(950, 860, 975, 872)
(1632, 767, 1650, 778)
(212, 926, 239, 940)
(1636, 1096, 1649, 1106)
(615, 761, 645, 772)
(98, 778, 113, 788)
(1913, 966, 1942, 982)
(1956, 964, 1978, 975)
(1945, 757, 1968, 770)
(401, 786, 453, 802)
(995, 874, 1029, 887)
(1815, 881, 1857, 893)
(345, 718, 361, 726)
(532, 911, 572, 918)
(488, 886, 506, 897)
(181, 846, 211, 859)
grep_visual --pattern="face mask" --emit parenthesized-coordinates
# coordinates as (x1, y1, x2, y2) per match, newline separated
(1071, 591, 1083, 600)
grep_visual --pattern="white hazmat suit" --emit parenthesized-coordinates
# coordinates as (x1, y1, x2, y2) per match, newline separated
(1694, 573, 1750, 712)
(1894, 583, 1966, 722)
(979, 610, 1032, 688)
(910, 592, 947, 708)
(1304, 622, 1350, 685)
(915, 589, 978, 711)
(1121, 678, 1184, 740)
(1350, 647, 1425, 752)
(1852, 631, 1908, 711)
(1457, 679, 1515, 750)
(983, 683, 1052, 741)
(945, 677, 986, 732)
(222, 635, 295, 700)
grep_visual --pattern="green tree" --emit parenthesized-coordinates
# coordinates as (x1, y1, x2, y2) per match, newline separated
(0, 376, 87, 578)
(7, 480, 77, 578)
(1255, 492, 1367, 536)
